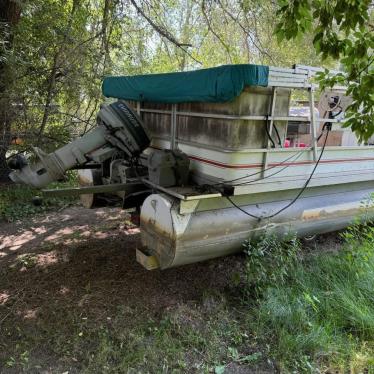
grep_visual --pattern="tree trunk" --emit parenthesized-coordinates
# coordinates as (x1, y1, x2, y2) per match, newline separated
(0, 0, 21, 182)
(37, 52, 59, 143)
(37, 0, 79, 144)
(0, 111, 11, 182)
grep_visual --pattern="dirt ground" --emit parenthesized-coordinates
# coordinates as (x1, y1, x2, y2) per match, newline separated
(0, 205, 344, 373)
(0, 206, 252, 373)
(0, 206, 245, 311)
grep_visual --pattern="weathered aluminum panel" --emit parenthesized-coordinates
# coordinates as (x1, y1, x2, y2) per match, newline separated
(130, 87, 291, 150)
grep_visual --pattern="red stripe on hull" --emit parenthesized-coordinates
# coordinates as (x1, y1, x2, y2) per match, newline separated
(149, 146, 374, 170)
(189, 155, 374, 169)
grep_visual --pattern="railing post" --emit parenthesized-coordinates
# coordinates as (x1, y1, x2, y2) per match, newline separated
(309, 87, 318, 161)
(262, 87, 277, 176)
(267, 87, 277, 149)
(170, 104, 177, 150)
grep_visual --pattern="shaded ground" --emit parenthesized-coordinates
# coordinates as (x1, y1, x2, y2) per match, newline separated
(0, 205, 344, 373)
(0, 206, 244, 314)
(0, 206, 264, 373)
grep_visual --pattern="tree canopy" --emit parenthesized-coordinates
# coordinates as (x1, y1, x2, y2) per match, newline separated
(0, 0, 372, 180)
(276, 0, 374, 141)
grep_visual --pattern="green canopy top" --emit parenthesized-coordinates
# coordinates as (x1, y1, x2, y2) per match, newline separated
(102, 64, 269, 104)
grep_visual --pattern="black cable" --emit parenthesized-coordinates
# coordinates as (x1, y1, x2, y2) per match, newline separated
(316, 106, 343, 142)
(262, 127, 330, 219)
(232, 150, 305, 186)
(265, 121, 276, 148)
(214, 111, 340, 187)
(213, 149, 307, 186)
(223, 194, 263, 220)
(273, 124, 282, 147)
(222, 127, 330, 221)
(209, 184, 260, 219)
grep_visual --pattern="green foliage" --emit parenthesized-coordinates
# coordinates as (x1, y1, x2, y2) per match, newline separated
(276, 0, 374, 141)
(249, 226, 374, 372)
(2, 0, 326, 165)
(244, 233, 300, 297)
(0, 171, 77, 222)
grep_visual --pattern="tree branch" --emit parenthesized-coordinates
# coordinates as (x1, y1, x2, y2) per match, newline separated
(129, 0, 201, 65)
(201, 0, 233, 64)
(216, 0, 275, 63)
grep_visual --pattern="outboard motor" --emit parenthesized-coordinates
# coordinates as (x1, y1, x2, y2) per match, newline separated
(9, 101, 150, 188)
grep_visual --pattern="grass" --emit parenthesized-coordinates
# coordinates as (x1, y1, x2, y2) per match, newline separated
(0, 171, 78, 222)
(1, 292, 267, 373)
(249, 225, 374, 372)
(79, 301, 258, 373)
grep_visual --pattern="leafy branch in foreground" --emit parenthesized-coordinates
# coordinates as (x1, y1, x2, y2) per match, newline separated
(275, 0, 374, 142)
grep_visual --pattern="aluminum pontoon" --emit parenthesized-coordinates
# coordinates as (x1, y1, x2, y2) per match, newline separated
(9, 64, 374, 269)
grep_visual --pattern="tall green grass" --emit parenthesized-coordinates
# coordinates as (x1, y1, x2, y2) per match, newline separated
(248, 225, 374, 372)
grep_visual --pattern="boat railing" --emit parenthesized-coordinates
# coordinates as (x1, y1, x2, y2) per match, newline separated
(135, 65, 368, 178)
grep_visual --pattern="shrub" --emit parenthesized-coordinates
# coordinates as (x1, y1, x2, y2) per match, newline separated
(243, 233, 300, 298)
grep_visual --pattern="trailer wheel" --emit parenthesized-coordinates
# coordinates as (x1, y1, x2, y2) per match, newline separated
(77, 169, 102, 208)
